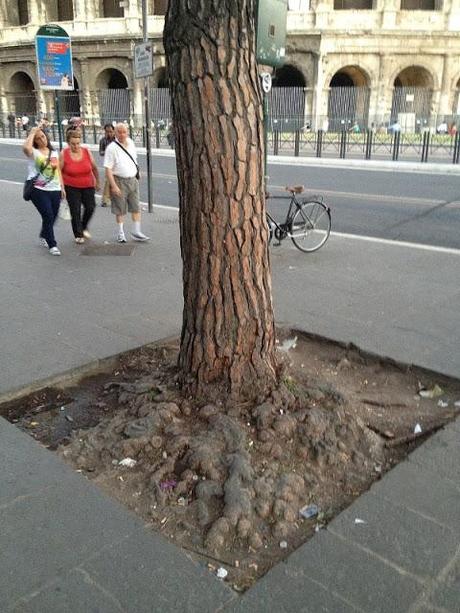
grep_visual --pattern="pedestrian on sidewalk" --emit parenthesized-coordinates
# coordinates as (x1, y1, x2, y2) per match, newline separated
(99, 123, 115, 207)
(104, 123, 150, 243)
(7, 112, 15, 137)
(22, 126, 64, 256)
(60, 128, 100, 244)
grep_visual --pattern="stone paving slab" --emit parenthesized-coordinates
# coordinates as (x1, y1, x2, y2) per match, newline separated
(81, 526, 235, 613)
(0, 419, 235, 612)
(267, 530, 423, 613)
(369, 455, 460, 536)
(11, 569, 121, 613)
(225, 561, 360, 613)
(407, 426, 460, 482)
(327, 491, 457, 580)
(429, 556, 460, 612)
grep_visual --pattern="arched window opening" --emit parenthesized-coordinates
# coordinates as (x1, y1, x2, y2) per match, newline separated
(102, 0, 123, 18)
(453, 78, 460, 116)
(334, 0, 373, 9)
(271, 65, 306, 131)
(17, 0, 29, 25)
(391, 66, 433, 132)
(9, 72, 36, 116)
(58, 0, 74, 21)
(150, 67, 172, 126)
(156, 67, 169, 88)
(152, 0, 168, 15)
(60, 77, 80, 119)
(400, 0, 436, 10)
(96, 69, 130, 123)
(328, 66, 370, 131)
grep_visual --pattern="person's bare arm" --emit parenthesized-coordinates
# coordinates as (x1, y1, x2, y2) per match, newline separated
(105, 167, 121, 197)
(22, 127, 38, 157)
(89, 151, 100, 191)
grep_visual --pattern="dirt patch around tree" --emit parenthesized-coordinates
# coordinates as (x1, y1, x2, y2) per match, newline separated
(2, 329, 459, 591)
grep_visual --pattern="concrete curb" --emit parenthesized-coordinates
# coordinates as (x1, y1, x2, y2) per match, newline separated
(2, 137, 459, 174)
(0, 335, 178, 406)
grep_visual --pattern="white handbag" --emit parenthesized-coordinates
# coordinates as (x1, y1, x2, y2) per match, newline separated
(58, 199, 72, 221)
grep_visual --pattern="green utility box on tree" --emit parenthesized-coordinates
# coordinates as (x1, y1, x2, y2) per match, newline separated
(256, 0, 288, 68)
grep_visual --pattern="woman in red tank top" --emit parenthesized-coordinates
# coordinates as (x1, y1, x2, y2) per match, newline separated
(60, 129, 100, 243)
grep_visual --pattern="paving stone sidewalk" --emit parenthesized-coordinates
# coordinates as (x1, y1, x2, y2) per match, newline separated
(1, 410, 459, 612)
(0, 181, 459, 611)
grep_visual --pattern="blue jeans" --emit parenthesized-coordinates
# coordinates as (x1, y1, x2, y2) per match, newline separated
(30, 188, 61, 249)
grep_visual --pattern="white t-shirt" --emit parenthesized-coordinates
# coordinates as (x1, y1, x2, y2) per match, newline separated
(104, 138, 138, 178)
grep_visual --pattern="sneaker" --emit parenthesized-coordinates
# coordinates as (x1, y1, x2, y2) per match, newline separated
(82, 230, 91, 239)
(39, 237, 48, 248)
(49, 247, 61, 256)
(131, 231, 150, 242)
(75, 237, 85, 244)
(117, 231, 127, 243)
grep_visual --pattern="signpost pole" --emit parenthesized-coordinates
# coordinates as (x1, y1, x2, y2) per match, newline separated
(55, 91, 63, 151)
(141, 0, 154, 214)
(263, 90, 269, 194)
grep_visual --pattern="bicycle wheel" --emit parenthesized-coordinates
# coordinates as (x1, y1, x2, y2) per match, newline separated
(290, 200, 331, 253)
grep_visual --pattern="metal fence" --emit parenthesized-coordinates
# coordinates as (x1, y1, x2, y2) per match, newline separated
(2, 88, 459, 164)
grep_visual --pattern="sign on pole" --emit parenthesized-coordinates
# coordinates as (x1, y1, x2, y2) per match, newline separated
(134, 42, 154, 79)
(35, 24, 74, 90)
(256, 0, 288, 68)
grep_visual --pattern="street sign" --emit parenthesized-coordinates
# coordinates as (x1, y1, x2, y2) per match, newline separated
(134, 42, 154, 79)
(35, 24, 74, 91)
(256, 0, 288, 68)
(261, 72, 272, 93)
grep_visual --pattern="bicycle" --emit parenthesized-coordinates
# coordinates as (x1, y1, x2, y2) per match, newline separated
(266, 185, 331, 253)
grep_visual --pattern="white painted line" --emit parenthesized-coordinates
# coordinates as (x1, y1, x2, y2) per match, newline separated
(268, 184, 443, 206)
(331, 231, 460, 255)
(3, 179, 458, 253)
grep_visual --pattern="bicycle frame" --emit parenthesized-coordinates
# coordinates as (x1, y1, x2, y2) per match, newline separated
(266, 194, 303, 238)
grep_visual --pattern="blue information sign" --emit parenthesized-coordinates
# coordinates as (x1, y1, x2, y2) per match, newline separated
(35, 24, 74, 90)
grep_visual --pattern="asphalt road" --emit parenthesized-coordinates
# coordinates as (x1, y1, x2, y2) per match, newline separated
(2, 142, 459, 249)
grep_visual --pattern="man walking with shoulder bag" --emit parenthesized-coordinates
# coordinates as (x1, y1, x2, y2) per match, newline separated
(104, 123, 150, 243)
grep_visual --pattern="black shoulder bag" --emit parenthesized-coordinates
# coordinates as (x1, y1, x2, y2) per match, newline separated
(23, 149, 52, 201)
(114, 140, 140, 180)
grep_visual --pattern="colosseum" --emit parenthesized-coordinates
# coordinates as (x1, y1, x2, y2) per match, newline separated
(0, 0, 459, 132)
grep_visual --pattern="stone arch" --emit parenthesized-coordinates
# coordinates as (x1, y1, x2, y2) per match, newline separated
(9, 71, 37, 116)
(327, 65, 371, 131)
(154, 66, 169, 88)
(151, 0, 168, 15)
(451, 75, 460, 116)
(271, 64, 307, 130)
(95, 67, 131, 124)
(95, 67, 129, 90)
(150, 67, 171, 125)
(60, 76, 81, 119)
(391, 65, 434, 131)
(273, 64, 306, 88)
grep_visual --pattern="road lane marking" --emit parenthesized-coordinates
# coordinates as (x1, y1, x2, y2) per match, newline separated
(2, 179, 458, 254)
(268, 184, 445, 206)
(331, 231, 460, 255)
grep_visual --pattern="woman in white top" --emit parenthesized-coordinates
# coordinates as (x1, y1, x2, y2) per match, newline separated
(23, 126, 65, 255)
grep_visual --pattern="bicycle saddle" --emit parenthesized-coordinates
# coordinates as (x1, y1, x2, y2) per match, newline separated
(285, 185, 304, 194)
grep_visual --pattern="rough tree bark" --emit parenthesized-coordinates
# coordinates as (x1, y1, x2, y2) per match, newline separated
(164, 0, 278, 402)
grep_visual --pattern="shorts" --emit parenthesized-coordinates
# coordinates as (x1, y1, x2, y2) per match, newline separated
(111, 176, 140, 215)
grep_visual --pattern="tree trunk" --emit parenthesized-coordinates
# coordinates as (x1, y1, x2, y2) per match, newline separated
(164, 0, 277, 402)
